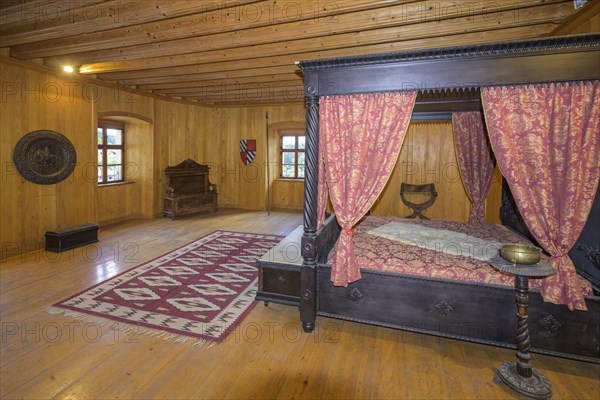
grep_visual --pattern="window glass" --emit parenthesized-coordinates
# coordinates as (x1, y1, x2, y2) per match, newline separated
(282, 165, 295, 178)
(281, 136, 295, 149)
(107, 149, 122, 165)
(298, 136, 306, 149)
(98, 121, 125, 184)
(107, 128, 122, 145)
(282, 152, 296, 164)
(107, 165, 122, 182)
(279, 133, 305, 179)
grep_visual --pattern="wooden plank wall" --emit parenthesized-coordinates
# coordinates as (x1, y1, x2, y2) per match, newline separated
(93, 87, 155, 225)
(0, 61, 97, 255)
(0, 59, 307, 259)
(370, 122, 503, 223)
(372, 122, 463, 220)
(0, 59, 200, 255)
(96, 123, 154, 225)
(211, 105, 306, 210)
(267, 121, 305, 211)
(152, 99, 215, 216)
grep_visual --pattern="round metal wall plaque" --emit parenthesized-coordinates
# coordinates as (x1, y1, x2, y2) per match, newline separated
(13, 130, 77, 185)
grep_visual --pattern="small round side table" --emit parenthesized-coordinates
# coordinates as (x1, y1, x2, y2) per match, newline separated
(489, 256, 556, 399)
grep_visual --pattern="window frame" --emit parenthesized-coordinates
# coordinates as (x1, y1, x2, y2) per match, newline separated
(279, 132, 305, 180)
(97, 119, 125, 185)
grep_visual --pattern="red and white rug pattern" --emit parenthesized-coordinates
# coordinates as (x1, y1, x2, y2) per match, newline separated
(50, 230, 283, 344)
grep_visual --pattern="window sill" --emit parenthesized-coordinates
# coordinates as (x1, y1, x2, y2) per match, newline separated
(98, 181, 136, 188)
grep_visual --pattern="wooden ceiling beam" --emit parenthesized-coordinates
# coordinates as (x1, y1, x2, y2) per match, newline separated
(32, 1, 422, 63)
(21, 0, 565, 64)
(149, 77, 303, 94)
(9, 0, 409, 59)
(550, 0, 599, 35)
(1, 1, 585, 107)
(112, 66, 298, 86)
(98, 23, 556, 82)
(76, 2, 568, 75)
(205, 99, 304, 107)
(0, 0, 261, 47)
(182, 87, 306, 104)
(38, 0, 572, 65)
(156, 80, 304, 96)
(0, 0, 105, 25)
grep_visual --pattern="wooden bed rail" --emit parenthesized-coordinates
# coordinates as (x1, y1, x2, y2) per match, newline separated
(315, 214, 341, 264)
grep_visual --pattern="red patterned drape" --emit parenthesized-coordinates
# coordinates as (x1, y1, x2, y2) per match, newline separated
(482, 81, 600, 311)
(316, 135, 328, 228)
(452, 112, 496, 223)
(318, 92, 417, 286)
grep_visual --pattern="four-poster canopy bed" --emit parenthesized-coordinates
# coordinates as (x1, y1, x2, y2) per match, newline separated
(257, 34, 600, 363)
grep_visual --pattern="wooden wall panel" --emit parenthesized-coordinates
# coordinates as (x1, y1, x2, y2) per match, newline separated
(0, 60, 96, 256)
(127, 123, 154, 218)
(215, 107, 269, 209)
(93, 87, 155, 226)
(152, 99, 171, 217)
(93, 86, 154, 122)
(211, 104, 305, 210)
(267, 119, 305, 211)
(153, 99, 216, 216)
(271, 180, 304, 210)
(97, 123, 153, 226)
(97, 183, 141, 225)
(371, 122, 468, 221)
(0, 59, 216, 253)
(371, 122, 502, 223)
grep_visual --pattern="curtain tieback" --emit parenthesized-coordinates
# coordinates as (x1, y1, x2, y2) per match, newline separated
(342, 227, 355, 239)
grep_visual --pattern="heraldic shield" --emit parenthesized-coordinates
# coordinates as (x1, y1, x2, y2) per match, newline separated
(240, 139, 256, 165)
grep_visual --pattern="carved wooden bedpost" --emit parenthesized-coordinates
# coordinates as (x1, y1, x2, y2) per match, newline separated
(300, 78, 319, 333)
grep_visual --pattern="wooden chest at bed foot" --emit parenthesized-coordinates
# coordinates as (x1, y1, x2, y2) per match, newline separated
(45, 223, 99, 252)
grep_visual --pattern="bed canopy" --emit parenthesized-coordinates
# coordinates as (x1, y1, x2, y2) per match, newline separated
(292, 34, 600, 361)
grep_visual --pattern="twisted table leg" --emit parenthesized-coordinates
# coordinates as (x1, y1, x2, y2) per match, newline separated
(495, 275, 553, 399)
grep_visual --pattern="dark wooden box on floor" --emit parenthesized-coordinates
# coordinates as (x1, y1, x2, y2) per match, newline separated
(45, 223, 99, 252)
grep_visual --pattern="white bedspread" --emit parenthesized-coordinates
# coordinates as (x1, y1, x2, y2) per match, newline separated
(367, 221, 501, 261)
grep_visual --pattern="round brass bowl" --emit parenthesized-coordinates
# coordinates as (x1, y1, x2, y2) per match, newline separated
(500, 244, 541, 265)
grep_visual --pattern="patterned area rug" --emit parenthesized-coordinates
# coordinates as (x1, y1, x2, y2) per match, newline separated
(49, 230, 283, 345)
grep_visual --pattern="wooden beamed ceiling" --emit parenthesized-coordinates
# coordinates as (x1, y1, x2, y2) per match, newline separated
(0, 0, 592, 106)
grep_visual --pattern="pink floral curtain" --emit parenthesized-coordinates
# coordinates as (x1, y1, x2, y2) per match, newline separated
(482, 81, 600, 311)
(452, 112, 495, 223)
(318, 91, 417, 286)
(316, 137, 328, 228)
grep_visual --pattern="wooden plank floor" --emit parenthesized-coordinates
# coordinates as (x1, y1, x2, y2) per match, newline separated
(1, 209, 598, 399)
